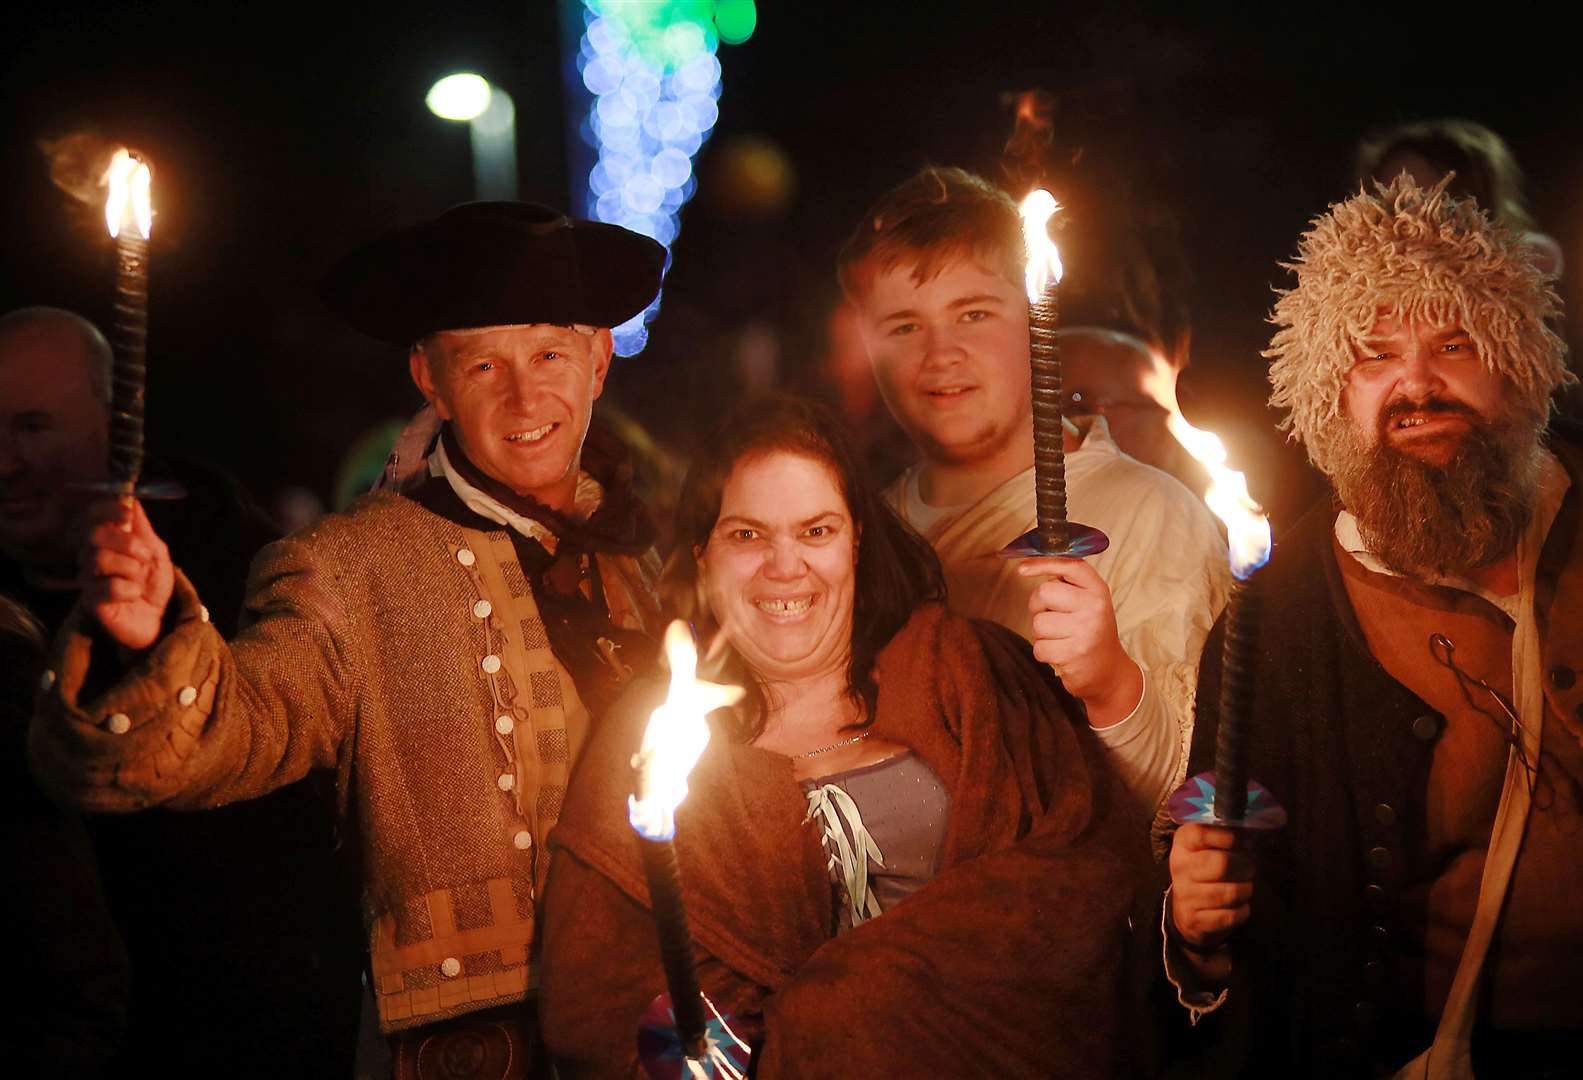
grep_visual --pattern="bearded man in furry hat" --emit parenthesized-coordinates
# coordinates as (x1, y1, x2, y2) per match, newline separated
(29, 203, 667, 1080)
(1152, 175, 1583, 1078)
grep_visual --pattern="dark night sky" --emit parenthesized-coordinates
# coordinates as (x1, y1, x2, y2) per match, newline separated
(6, 2, 1582, 531)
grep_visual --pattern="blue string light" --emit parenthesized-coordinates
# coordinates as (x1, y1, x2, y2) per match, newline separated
(573, 2, 749, 355)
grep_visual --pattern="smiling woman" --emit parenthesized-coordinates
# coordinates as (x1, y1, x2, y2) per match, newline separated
(541, 395, 1147, 1077)
(663, 395, 943, 750)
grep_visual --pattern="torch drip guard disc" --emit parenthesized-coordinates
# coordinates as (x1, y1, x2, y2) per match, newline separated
(997, 521, 1109, 559)
(71, 479, 188, 501)
(637, 991, 752, 1079)
(1168, 770, 1287, 830)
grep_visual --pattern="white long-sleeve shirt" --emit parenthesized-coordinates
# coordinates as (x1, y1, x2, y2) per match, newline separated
(888, 417, 1231, 817)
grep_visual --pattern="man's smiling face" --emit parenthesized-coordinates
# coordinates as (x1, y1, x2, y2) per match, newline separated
(852, 255, 1033, 468)
(410, 323, 612, 510)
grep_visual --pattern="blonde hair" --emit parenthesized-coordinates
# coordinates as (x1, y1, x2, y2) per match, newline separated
(1266, 173, 1571, 476)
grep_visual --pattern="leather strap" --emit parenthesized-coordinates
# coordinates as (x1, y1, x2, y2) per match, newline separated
(1394, 528, 1546, 1080)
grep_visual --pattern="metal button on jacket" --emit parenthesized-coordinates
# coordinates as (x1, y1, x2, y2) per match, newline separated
(106, 713, 132, 735)
(456, 548, 476, 567)
(497, 773, 514, 792)
(495, 715, 515, 735)
(177, 686, 198, 706)
(1411, 714, 1441, 741)
(513, 830, 533, 850)
(473, 599, 492, 619)
(481, 655, 502, 674)
(1364, 884, 1387, 909)
(40, 669, 56, 690)
(1373, 803, 1396, 827)
(1549, 664, 1576, 690)
(440, 957, 461, 978)
(1367, 846, 1392, 871)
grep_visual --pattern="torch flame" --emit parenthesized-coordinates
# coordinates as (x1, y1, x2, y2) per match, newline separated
(1138, 353, 1272, 579)
(104, 149, 152, 240)
(1019, 188, 1064, 303)
(628, 621, 745, 841)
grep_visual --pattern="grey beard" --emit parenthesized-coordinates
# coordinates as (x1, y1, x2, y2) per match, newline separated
(1330, 414, 1545, 579)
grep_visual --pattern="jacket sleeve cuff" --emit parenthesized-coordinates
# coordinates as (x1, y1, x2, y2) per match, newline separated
(1160, 885, 1230, 1025)
(1090, 667, 1184, 815)
(30, 569, 225, 811)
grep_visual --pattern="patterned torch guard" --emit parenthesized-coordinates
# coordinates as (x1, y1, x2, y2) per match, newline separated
(638, 992, 751, 1079)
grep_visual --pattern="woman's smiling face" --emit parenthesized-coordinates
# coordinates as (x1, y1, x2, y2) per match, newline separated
(698, 450, 857, 684)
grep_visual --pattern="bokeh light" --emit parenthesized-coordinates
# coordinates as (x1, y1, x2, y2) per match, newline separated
(714, 0, 757, 44)
(573, 1, 756, 355)
(426, 73, 493, 122)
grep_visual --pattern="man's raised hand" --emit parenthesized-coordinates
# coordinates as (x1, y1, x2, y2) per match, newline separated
(81, 498, 174, 651)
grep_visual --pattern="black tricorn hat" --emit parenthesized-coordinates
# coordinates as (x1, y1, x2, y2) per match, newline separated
(320, 202, 666, 344)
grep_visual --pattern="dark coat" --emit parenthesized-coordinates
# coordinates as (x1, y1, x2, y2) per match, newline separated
(4, 607, 129, 1076)
(1152, 425, 1583, 1078)
(6, 456, 363, 1077)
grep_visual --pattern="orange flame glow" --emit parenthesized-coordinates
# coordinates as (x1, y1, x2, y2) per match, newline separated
(104, 149, 152, 240)
(1140, 355, 1271, 578)
(1019, 188, 1064, 302)
(628, 621, 745, 841)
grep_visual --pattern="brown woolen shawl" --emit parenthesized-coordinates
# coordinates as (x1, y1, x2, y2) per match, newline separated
(541, 604, 1145, 1077)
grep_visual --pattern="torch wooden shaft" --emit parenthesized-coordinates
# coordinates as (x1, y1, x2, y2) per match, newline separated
(1029, 288, 1068, 548)
(1213, 574, 1260, 821)
(639, 835, 708, 1059)
(110, 233, 149, 495)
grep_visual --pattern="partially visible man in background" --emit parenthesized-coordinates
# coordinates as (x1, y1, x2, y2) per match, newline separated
(1, 306, 361, 1077)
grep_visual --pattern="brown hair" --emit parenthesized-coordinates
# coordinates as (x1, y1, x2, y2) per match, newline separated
(836, 166, 1024, 300)
(1354, 118, 1533, 230)
(662, 395, 945, 740)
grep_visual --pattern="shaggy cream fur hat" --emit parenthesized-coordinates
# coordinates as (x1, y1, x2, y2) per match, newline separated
(1265, 174, 1571, 476)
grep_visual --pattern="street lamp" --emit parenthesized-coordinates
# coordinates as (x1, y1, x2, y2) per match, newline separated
(426, 73, 518, 201)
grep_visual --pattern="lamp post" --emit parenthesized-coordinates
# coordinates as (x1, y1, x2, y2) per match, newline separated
(426, 73, 518, 201)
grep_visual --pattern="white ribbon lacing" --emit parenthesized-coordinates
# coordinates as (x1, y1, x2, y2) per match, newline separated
(804, 783, 886, 927)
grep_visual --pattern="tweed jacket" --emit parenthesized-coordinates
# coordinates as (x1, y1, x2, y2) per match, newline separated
(31, 489, 662, 1033)
(1151, 429, 1583, 1077)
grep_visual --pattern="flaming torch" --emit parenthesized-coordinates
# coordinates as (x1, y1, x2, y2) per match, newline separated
(1160, 406, 1286, 830)
(102, 149, 153, 496)
(999, 189, 1108, 560)
(629, 622, 748, 1075)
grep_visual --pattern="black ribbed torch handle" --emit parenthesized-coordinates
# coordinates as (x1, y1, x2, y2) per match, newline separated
(109, 232, 150, 494)
(1213, 574, 1261, 821)
(1029, 286, 1067, 548)
(639, 835, 708, 1059)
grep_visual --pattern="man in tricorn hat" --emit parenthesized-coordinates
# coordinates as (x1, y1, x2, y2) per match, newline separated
(30, 203, 667, 1078)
